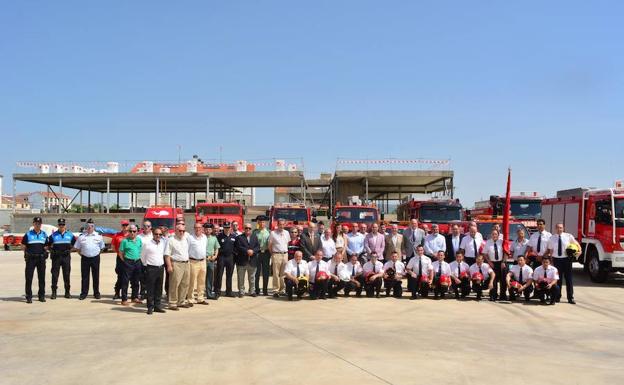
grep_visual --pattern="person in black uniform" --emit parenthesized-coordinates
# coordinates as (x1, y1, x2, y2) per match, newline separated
(22, 217, 49, 303)
(215, 222, 237, 298)
(48, 218, 76, 299)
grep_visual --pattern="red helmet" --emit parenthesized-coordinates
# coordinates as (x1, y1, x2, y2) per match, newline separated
(471, 272, 484, 282)
(419, 275, 430, 283)
(509, 281, 522, 290)
(439, 275, 451, 287)
(364, 271, 375, 282)
(316, 271, 329, 281)
(459, 271, 469, 279)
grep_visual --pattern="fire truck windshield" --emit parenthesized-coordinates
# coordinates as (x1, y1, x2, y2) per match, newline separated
(335, 208, 378, 223)
(479, 223, 528, 241)
(274, 209, 309, 222)
(615, 199, 624, 226)
(510, 201, 541, 219)
(419, 206, 461, 223)
(146, 218, 175, 230)
(198, 205, 241, 216)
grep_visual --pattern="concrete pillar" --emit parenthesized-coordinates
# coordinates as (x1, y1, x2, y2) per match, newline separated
(59, 178, 63, 213)
(365, 178, 369, 203)
(106, 178, 110, 213)
(206, 177, 210, 202)
(155, 178, 160, 205)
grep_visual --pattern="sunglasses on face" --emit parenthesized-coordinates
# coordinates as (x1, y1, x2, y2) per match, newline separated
(129, 230, 137, 233)
(154, 233, 162, 237)
(244, 227, 252, 230)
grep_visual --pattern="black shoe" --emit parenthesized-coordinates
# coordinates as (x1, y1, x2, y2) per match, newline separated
(568, 299, 576, 305)
(154, 308, 166, 313)
(238, 293, 244, 298)
(500, 295, 508, 301)
(441, 293, 446, 299)
(251, 293, 257, 297)
(79, 295, 86, 300)
(64, 292, 71, 299)
(549, 300, 556, 305)
(356, 292, 362, 298)
(454, 293, 460, 299)
(51, 291, 57, 300)
(169, 306, 179, 311)
(39, 296, 46, 302)
(273, 293, 280, 298)
(288, 296, 293, 301)
(263, 290, 268, 296)
(375, 293, 380, 298)
(26, 298, 32, 303)
(147, 308, 153, 315)
(94, 293, 101, 299)
(113, 293, 120, 300)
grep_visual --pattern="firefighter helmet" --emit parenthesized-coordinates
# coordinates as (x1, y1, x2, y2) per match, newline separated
(566, 243, 581, 258)
(471, 272, 484, 282)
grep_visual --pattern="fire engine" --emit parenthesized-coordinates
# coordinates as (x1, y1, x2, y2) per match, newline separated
(467, 192, 543, 232)
(541, 187, 624, 283)
(396, 199, 463, 234)
(331, 196, 381, 233)
(143, 205, 184, 234)
(195, 202, 245, 227)
(267, 204, 313, 230)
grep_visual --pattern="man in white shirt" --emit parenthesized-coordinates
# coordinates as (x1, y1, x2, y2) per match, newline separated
(164, 223, 191, 310)
(459, 224, 483, 266)
(141, 228, 167, 314)
(383, 251, 405, 298)
(424, 224, 446, 258)
(283, 251, 309, 301)
(308, 250, 330, 300)
(506, 255, 533, 302)
(431, 250, 451, 299)
(406, 245, 434, 299)
(344, 254, 364, 297)
(481, 229, 508, 301)
(532, 256, 560, 305)
(187, 222, 209, 305)
(362, 252, 384, 298)
(268, 219, 291, 297)
(320, 229, 337, 261)
(327, 252, 347, 298)
(526, 219, 551, 269)
(546, 223, 580, 304)
(449, 250, 471, 299)
(469, 254, 495, 301)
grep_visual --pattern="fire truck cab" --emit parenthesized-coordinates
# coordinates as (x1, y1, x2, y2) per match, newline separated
(195, 202, 245, 227)
(143, 205, 183, 234)
(542, 187, 624, 283)
(396, 199, 463, 234)
(267, 205, 312, 230)
(467, 192, 543, 233)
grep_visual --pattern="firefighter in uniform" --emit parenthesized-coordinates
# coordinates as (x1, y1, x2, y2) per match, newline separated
(481, 229, 508, 301)
(215, 222, 237, 298)
(449, 250, 471, 299)
(48, 218, 76, 299)
(22, 217, 49, 303)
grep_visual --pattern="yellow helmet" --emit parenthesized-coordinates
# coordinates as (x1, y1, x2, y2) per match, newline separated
(566, 243, 581, 258)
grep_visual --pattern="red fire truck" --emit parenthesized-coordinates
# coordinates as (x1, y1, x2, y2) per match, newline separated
(195, 202, 245, 226)
(331, 203, 381, 233)
(542, 187, 624, 283)
(143, 205, 183, 234)
(467, 192, 543, 232)
(267, 205, 313, 230)
(396, 199, 463, 234)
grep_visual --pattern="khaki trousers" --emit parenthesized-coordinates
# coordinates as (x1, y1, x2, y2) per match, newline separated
(187, 259, 206, 302)
(168, 261, 190, 307)
(271, 252, 288, 293)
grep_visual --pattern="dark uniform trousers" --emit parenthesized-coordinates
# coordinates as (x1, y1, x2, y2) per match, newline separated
(554, 257, 574, 301)
(432, 277, 448, 297)
(114, 257, 123, 295)
(491, 261, 507, 300)
(384, 278, 403, 298)
(509, 283, 534, 301)
(50, 252, 71, 292)
(121, 258, 142, 301)
(310, 279, 328, 299)
(344, 276, 365, 297)
(80, 255, 101, 297)
(535, 283, 560, 303)
(365, 277, 383, 297)
(25, 253, 46, 299)
(215, 255, 234, 295)
(144, 264, 164, 310)
(451, 278, 471, 298)
(471, 281, 493, 300)
(285, 278, 305, 299)
(407, 275, 430, 298)
(327, 279, 345, 298)
(254, 251, 271, 294)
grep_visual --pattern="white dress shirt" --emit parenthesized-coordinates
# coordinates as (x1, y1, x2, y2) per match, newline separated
(431, 260, 452, 276)
(362, 260, 384, 274)
(528, 231, 552, 256)
(382, 261, 406, 276)
(482, 239, 504, 262)
(165, 233, 191, 262)
(469, 262, 493, 280)
(327, 260, 346, 276)
(269, 229, 290, 253)
(188, 233, 208, 260)
(308, 259, 330, 282)
(345, 261, 363, 277)
(547, 233, 577, 258)
(321, 236, 337, 259)
(449, 235, 462, 254)
(141, 238, 166, 266)
(533, 265, 559, 283)
(449, 261, 470, 278)
(74, 232, 105, 258)
(459, 234, 483, 258)
(406, 255, 433, 275)
(284, 259, 309, 277)
(424, 233, 447, 256)
(511, 238, 529, 260)
(509, 264, 533, 284)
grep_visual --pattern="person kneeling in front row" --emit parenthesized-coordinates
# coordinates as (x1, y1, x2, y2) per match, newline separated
(532, 256, 560, 305)
(383, 251, 405, 298)
(449, 250, 471, 299)
(469, 254, 495, 301)
(344, 254, 364, 297)
(432, 250, 451, 299)
(506, 255, 533, 302)
(284, 251, 310, 301)
(362, 252, 384, 298)
(406, 245, 433, 300)
(308, 250, 330, 300)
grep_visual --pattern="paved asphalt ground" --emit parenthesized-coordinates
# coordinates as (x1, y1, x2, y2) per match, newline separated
(1, 251, 624, 385)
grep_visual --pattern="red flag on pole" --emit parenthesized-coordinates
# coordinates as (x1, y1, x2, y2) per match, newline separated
(502, 168, 512, 254)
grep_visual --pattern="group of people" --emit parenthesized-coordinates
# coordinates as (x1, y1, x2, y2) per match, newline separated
(21, 214, 580, 314)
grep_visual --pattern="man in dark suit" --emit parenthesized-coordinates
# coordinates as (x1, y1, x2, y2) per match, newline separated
(300, 223, 322, 261)
(445, 223, 465, 263)
(234, 223, 261, 297)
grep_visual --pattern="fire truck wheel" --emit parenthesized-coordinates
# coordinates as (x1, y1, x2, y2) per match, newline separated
(587, 247, 609, 283)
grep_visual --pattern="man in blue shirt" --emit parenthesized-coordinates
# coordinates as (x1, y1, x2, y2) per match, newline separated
(73, 219, 105, 300)
(48, 218, 76, 299)
(22, 217, 49, 303)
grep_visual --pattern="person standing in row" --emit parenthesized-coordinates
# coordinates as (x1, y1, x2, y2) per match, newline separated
(187, 222, 209, 305)
(445, 224, 465, 262)
(300, 223, 322, 261)
(384, 224, 404, 262)
(402, 219, 425, 263)
(459, 224, 483, 266)
(547, 223, 579, 304)
(215, 222, 237, 299)
(364, 223, 385, 262)
(203, 223, 220, 299)
(165, 223, 191, 310)
(510, 228, 529, 265)
(137, 220, 153, 299)
(287, 227, 301, 261)
(141, 227, 166, 314)
(269, 219, 290, 297)
(235, 223, 260, 297)
(424, 224, 446, 258)
(111, 220, 130, 300)
(118, 224, 143, 306)
(481, 229, 508, 301)
(22, 216, 48, 303)
(346, 224, 365, 263)
(48, 218, 75, 299)
(74, 219, 105, 300)
(253, 216, 271, 296)
(334, 225, 349, 261)
(320, 228, 337, 262)
(527, 219, 551, 269)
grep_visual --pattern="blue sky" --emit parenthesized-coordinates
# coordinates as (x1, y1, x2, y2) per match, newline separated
(1, 1, 622, 206)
